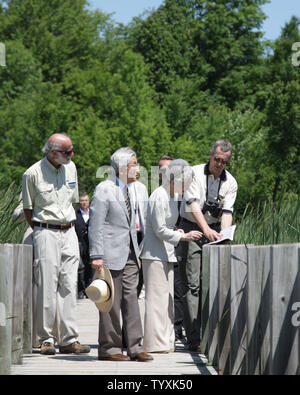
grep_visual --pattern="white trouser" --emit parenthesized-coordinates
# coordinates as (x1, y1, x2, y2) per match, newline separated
(33, 226, 79, 346)
(142, 259, 175, 352)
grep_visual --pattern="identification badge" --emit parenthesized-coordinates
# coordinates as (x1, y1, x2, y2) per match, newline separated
(68, 181, 76, 188)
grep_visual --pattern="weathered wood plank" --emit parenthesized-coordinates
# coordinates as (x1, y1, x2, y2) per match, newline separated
(247, 245, 271, 375)
(230, 245, 248, 375)
(271, 244, 300, 375)
(22, 245, 33, 354)
(11, 299, 218, 375)
(218, 245, 231, 375)
(208, 246, 219, 367)
(201, 245, 211, 355)
(0, 244, 13, 375)
(11, 244, 24, 365)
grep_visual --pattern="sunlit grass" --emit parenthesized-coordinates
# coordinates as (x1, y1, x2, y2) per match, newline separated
(0, 180, 27, 244)
(234, 199, 300, 245)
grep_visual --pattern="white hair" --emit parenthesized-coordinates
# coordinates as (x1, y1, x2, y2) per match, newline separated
(164, 158, 194, 185)
(110, 147, 136, 175)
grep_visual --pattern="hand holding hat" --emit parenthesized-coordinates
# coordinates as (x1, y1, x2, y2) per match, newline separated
(85, 265, 114, 313)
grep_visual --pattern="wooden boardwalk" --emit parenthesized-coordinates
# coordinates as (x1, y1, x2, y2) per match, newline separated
(11, 298, 217, 376)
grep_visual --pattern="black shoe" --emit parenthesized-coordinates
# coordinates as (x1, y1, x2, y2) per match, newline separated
(175, 330, 183, 341)
(188, 340, 201, 353)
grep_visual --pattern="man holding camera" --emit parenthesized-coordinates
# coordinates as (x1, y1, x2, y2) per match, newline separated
(178, 140, 238, 352)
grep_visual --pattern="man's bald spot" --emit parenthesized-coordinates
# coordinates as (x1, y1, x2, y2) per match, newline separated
(48, 133, 72, 149)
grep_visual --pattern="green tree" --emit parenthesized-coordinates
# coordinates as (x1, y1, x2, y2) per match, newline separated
(130, 0, 268, 107)
(265, 80, 300, 201)
(0, 0, 107, 82)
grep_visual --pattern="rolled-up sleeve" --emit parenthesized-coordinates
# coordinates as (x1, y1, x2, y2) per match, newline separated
(22, 172, 36, 210)
(222, 177, 238, 213)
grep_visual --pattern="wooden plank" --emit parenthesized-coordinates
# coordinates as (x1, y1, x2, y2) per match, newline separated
(22, 245, 33, 354)
(208, 246, 219, 367)
(201, 245, 211, 355)
(218, 245, 231, 375)
(247, 245, 271, 375)
(0, 244, 13, 375)
(11, 244, 24, 365)
(11, 299, 218, 375)
(271, 244, 300, 375)
(230, 245, 248, 375)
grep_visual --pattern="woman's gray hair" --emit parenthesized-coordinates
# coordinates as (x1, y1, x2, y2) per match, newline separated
(110, 147, 136, 175)
(211, 139, 233, 158)
(164, 158, 194, 185)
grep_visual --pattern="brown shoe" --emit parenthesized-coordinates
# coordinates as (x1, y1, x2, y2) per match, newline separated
(130, 352, 153, 362)
(98, 354, 130, 361)
(41, 342, 56, 355)
(59, 341, 90, 354)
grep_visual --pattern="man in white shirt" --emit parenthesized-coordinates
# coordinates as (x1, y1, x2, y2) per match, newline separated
(22, 133, 90, 355)
(178, 140, 238, 352)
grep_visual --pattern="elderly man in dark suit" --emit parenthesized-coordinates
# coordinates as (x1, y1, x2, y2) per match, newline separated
(89, 147, 153, 362)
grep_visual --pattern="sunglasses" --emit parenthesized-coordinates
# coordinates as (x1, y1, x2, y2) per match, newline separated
(56, 148, 74, 156)
(214, 156, 230, 166)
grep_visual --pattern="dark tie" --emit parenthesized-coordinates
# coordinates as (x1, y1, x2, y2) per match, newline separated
(125, 186, 131, 219)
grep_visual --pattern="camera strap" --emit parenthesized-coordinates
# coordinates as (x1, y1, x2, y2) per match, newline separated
(205, 172, 222, 201)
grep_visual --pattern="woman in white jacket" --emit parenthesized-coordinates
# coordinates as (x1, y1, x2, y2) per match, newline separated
(140, 159, 202, 353)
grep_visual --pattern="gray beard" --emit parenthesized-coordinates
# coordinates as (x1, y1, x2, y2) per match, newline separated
(56, 152, 71, 165)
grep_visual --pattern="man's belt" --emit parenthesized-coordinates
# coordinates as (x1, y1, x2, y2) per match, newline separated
(33, 221, 74, 230)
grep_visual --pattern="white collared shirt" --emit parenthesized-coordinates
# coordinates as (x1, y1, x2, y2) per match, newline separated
(117, 178, 142, 231)
(22, 157, 79, 224)
(80, 208, 89, 223)
(180, 163, 238, 225)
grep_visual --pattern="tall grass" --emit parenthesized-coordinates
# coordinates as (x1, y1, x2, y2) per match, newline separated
(0, 181, 299, 246)
(0, 181, 27, 244)
(234, 198, 300, 245)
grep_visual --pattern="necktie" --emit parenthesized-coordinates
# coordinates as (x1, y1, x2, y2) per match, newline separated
(125, 186, 131, 219)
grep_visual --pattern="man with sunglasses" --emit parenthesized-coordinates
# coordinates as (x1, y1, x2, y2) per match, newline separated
(22, 133, 90, 355)
(178, 139, 238, 352)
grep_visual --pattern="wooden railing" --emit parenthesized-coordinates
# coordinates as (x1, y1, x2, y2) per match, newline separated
(201, 243, 300, 375)
(1, 242, 300, 375)
(0, 244, 33, 375)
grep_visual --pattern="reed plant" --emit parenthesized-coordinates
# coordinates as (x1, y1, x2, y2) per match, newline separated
(234, 198, 300, 245)
(0, 180, 27, 244)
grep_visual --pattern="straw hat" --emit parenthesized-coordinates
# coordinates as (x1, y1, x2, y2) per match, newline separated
(85, 266, 114, 313)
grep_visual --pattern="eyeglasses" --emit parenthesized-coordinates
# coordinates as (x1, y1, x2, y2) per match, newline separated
(214, 157, 230, 166)
(56, 148, 74, 156)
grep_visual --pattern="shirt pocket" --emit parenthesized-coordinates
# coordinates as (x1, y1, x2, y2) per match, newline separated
(36, 183, 55, 206)
(65, 181, 77, 201)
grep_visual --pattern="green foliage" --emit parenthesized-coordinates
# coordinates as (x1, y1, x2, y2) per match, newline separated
(0, 0, 299, 244)
(0, 179, 26, 243)
(235, 198, 300, 245)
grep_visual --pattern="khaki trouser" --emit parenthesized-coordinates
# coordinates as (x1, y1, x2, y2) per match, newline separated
(142, 259, 175, 352)
(33, 226, 80, 346)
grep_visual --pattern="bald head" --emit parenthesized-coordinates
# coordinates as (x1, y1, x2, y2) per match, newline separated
(43, 133, 74, 168)
(49, 133, 71, 147)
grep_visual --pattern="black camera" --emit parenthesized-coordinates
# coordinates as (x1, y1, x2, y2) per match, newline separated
(202, 200, 222, 218)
